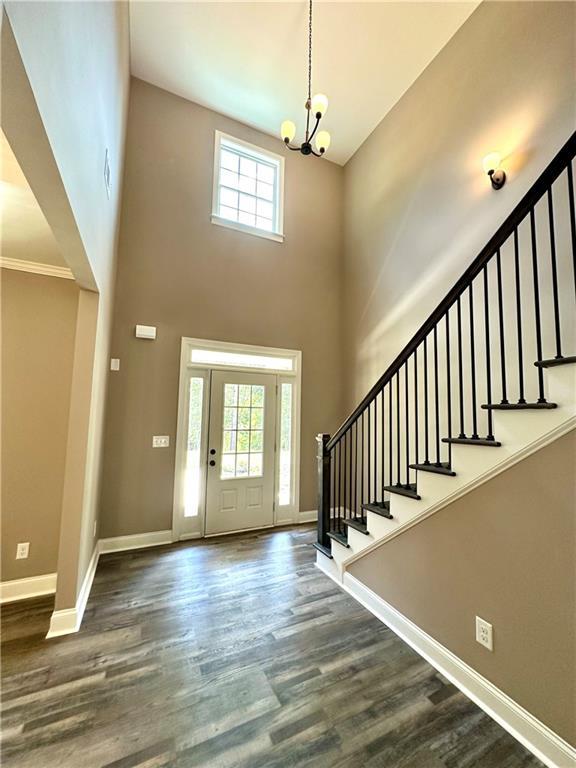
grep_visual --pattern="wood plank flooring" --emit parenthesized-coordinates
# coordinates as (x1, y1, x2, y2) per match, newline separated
(1, 525, 544, 767)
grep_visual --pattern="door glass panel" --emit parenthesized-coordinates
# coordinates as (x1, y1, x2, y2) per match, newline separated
(184, 377, 204, 517)
(279, 382, 293, 506)
(221, 382, 265, 479)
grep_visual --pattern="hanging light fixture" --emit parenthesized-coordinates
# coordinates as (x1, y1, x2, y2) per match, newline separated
(280, 0, 330, 157)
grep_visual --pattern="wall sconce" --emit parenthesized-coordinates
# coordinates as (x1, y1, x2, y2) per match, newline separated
(483, 152, 506, 190)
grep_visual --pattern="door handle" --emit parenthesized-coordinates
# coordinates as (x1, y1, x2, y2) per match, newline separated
(209, 460, 216, 467)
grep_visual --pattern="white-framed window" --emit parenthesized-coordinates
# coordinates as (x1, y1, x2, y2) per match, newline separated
(211, 131, 285, 243)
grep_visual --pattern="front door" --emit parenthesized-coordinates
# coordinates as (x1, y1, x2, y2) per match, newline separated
(205, 370, 276, 535)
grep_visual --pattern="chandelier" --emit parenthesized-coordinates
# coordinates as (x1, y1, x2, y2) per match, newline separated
(280, 0, 331, 157)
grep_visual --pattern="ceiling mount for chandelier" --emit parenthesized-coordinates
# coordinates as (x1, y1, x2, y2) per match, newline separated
(280, 0, 331, 157)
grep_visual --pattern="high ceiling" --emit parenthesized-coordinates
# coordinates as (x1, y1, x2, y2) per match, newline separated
(0, 131, 66, 266)
(130, 1, 479, 165)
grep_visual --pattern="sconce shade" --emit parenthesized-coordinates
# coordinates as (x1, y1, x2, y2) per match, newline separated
(311, 93, 329, 117)
(483, 152, 501, 174)
(315, 130, 331, 153)
(281, 120, 297, 142)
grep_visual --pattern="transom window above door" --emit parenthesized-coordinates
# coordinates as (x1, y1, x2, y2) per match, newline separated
(211, 131, 284, 243)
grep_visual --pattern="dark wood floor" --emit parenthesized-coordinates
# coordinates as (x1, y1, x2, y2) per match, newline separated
(1, 525, 543, 768)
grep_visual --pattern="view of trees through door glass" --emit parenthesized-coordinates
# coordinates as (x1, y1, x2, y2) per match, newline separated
(184, 377, 204, 517)
(279, 382, 292, 505)
(221, 383, 265, 478)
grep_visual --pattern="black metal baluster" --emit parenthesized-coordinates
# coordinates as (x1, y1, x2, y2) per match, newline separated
(360, 411, 364, 508)
(424, 336, 430, 463)
(547, 187, 563, 359)
(530, 208, 547, 402)
(367, 403, 371, 502)
(445, 313, 452, 465)
(373, 395, 377, 502)
(433, 325, 440, 464)
(414, 348, 419, 465)
(513, 228, 526, 404)
(469, 284, 479, 438)
(380, 389, 385, 503)
(567, 162, 576, 301)
(496, 249, 508, 404)
(343, 434, 347, 527)
(396, 373, 401, 486)
(348, 428, 353, 520)
(405, 363, 410, 486)
(354, 421, 358, 519)
(483, 266, 494, 440)
(457, 296, 465, 437)
(337, 440, 341, 531)
(388, 384, 393, 490)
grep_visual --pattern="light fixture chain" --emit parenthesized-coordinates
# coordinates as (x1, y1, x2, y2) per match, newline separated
(307, 0, 313, 102)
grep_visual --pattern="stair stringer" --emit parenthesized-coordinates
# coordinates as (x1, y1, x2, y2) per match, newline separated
(320, 364, 576, 581)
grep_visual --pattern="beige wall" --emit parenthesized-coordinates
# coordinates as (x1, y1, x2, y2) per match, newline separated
(350, 429, 576, 745)
(342, 1, 576, 408)
(2, 2, 130, 607)
(100, 77, 344, 537)
(1, 270, 78, 581)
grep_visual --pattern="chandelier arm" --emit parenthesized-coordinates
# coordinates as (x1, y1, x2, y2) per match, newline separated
(286, 144, 302, 152)
(311, 149, 323, 158)
(307, 114, 321, 144)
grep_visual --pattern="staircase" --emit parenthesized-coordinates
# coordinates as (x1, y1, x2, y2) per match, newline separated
(315, 132, 576, 581)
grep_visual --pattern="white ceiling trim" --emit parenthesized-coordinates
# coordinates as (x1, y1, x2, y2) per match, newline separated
(0, 257, 74, 280)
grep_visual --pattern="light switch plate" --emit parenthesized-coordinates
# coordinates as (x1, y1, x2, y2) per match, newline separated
(110, 358, 120, 371)
(152, 435, 170, 448)
(135, 325, 156, 340)
(16, 542, 29, 560)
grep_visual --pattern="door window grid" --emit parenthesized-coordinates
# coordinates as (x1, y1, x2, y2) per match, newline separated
(218, 147, 277, 232)
(221, 384, 265, 479)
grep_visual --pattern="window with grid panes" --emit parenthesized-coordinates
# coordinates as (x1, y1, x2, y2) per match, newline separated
(212, 132, 284, 241)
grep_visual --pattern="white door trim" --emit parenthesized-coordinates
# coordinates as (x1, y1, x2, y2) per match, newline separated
(173, 338, 302, 541)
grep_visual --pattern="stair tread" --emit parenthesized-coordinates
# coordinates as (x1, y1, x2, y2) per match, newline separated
(481, 401, 557, 410)
(313, 542, 333, 559)
(534, 355, 576, 369)
(382, 483, 421, 500)
(362, 502, 393, 519)
(343, 518, 370, 535)
(327, 530, 350, 548)
(442, 436, 502, 447)
(409, 462, 456, 476)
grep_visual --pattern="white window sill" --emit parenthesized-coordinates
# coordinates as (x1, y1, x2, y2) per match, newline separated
(211, 214, 284, 243)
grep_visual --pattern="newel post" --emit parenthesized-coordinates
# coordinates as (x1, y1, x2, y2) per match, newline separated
(316, 433, 331, 551)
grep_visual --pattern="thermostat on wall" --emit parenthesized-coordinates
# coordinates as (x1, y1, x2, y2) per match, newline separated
(135, 324, 156, 340)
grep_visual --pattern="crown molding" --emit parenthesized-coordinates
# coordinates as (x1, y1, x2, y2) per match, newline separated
(0, 257, 74, 280)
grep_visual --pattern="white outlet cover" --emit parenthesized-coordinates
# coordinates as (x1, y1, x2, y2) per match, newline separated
(16, 542, 30, 559)
(152, 435, 170, 448)
(110, 358, 120, 371)
(475, 616, 493, 651)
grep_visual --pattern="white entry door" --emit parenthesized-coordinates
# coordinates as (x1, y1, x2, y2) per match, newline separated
(205, 370, 277, 535)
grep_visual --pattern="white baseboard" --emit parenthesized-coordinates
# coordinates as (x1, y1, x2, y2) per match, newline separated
(316, 556, 575, 768)
(98, 529, 173, 554)
(46, 545, 99, 639)
(298, 509, 318, 523)
(0, 572, 57, 603)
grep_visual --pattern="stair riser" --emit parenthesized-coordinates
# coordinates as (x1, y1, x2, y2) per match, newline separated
(543, 365, 576, 410)
(347, 527, 375, 553)
(330, 537, 352, 568)
(491, 403, 576, 450)
(366, 510, 399, 539)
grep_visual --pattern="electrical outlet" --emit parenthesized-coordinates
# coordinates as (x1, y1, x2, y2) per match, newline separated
(16, 542, 29, 560)
(152, 435, 170, 448)
(476, 616, 493, 651)
(110, 358, 120, 371)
